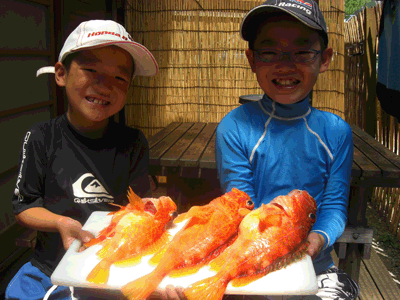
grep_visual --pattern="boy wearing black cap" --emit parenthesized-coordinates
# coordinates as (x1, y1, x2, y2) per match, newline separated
(6, 20, 159, 300)
(216, 1, 360, 299)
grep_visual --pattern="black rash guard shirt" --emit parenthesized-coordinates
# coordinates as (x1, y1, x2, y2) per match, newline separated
(11, 114, 151, 276)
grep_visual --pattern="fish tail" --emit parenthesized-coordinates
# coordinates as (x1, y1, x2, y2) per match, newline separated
(184, 274, 227, 300)
(86, 261, 111, 284)
(121, 271, 164, 300)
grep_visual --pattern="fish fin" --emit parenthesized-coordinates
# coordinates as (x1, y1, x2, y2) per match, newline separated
(127, 186, 144, 211)
(113, 255, 143, 267)
(173, 212, 188, 223)
(184, 275, 227, 300)
(149, 243, 169, 265)
(209, 249, 229, 273)
(122, 271, 164, 300)
(116, 231, 172, 267)
(231, 272, 266, 287)
(174, 206, 214, 225)
(232, 240, 309, 288)
(208, 234, 238, 272)
(86, 261, 111, 284)
(169, 263, 204, 278)
(238, 207, 252, 217)
(83, 236, 105, 248)
(145, 231, 172, 255)
(96, 239, 113, 259)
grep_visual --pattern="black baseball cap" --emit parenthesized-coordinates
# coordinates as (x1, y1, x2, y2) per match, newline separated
(240, 0, 328, 47)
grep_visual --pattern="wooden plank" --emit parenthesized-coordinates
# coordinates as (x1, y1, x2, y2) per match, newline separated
(180, 123, 218, 168)
(353, 146, 381, 178)
(336, 226, 373, 245)
(352, 124, 400, 170)
(358, 261, 384, 300)
(148, 122, 181, 149)
(352, 161, 362, 178)
(160, 123, 206, 167)
(149, 123, 193, 165)
(199, 130, 217, 169)
(362, 248, 400, 299)
(353, 134, 400, 179)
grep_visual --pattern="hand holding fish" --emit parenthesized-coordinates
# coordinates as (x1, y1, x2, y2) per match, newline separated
(148, 285, 187, 300)
(57, 216, 95, 252)
(306, 232, 325, 260)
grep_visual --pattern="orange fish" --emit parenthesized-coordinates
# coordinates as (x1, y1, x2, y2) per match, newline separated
(184, 189, 317, 300)
(83, 190, 143, 248)
(85, 187, 177, 284)
(121, 188, 255, 300)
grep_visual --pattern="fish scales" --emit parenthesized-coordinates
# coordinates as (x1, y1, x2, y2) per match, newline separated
(121, 188, 255, 300)
(184, 189, 317, 300)
(85, 187, 177, 285)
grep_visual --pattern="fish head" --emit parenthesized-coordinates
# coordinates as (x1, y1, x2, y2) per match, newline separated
(143, 196, 178, 222)
(269, 190, 317, 228)
(226, 188, 255, 215)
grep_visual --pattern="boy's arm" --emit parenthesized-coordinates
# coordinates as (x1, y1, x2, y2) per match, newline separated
(311, 121, 354, 251)
(12, 128, 94, 251)
(16, 207, 94, 251)
(215, 118, 257, 203)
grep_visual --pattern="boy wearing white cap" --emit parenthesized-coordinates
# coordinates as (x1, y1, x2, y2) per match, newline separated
(216, 1, 360, 299)
(6, 20, 158, 299)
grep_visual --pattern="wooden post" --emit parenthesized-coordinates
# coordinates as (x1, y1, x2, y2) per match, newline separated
(363, 7, 378, 136)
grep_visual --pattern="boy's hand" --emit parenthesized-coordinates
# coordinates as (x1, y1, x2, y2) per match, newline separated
(306, 232, 325, 260)
(56, 216, 95, 252)
(148, 285, 187, 300)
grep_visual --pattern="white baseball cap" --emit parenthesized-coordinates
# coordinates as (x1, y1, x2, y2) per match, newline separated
(36, 19, 158, 77)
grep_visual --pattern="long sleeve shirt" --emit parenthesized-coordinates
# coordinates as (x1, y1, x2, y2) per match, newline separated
(215, 94, 353, 274)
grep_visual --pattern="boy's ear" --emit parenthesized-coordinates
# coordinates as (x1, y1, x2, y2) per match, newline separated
(55, 62, 67, 87)
(319, 47, 333, 74)
(245, 48, 257, 73)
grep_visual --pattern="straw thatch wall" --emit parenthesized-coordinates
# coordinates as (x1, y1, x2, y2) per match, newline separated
(125, 0, 263, 138)
(312, 0, 345, 119)
(125, 0, 346, 138)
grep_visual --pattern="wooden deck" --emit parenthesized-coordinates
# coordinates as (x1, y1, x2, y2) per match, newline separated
(332, 247, 400, 300)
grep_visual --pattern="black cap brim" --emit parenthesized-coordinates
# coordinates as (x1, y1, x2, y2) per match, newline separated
(240, 5, 328, 45)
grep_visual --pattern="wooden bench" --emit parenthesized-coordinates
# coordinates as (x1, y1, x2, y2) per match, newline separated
(15, 228, 37, 249)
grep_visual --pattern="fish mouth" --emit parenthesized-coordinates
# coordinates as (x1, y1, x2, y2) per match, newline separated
(271, 202, 290, 218)
(143, 200, 157, 215)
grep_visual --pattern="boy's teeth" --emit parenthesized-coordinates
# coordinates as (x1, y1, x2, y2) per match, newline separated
(87, 97, 108, 105)
(274, 79, 299, 86)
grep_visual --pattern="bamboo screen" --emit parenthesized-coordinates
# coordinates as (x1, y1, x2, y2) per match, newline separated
(345, 3, 400, 239)
(344, 11, 366, 127)
(312, 0, 345, 120)
(125, 0, 263, 138)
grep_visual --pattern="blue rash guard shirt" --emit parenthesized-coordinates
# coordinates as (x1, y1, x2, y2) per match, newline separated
(215, 94, 353, 275)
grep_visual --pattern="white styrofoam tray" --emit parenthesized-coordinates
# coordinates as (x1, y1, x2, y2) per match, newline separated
(51, 211, 318, 295)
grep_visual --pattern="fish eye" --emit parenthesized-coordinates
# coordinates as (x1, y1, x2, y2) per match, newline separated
(170, 211, 178, 219)
(246, 200, 254, 206)
(309, 213, 316, 220)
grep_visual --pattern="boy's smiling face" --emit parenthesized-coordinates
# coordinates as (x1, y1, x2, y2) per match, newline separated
(246, 14, 332, 105)
(55, 46, 133, 133)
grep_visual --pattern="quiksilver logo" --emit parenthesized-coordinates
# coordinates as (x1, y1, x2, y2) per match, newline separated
(14, 131, 31, 201)
(72, 173, 114, 204)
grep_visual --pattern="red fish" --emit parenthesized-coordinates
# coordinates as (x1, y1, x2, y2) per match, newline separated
(83, 191, 143, 248)
(121, 188, 255, 300)
(85, 187, 177, 284)
(184, 189, 317, 300)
